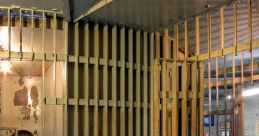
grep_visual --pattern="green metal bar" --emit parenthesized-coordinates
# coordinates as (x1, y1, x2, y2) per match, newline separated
(128, 28, 134, 136)
(41, 11, 46, 136)
(94, 23, 99, 136)
(181, 61, 187, 136)
(136, 30, 141, 136)
(84, 23, 90, 136)
(149, 32, 154, 136)
(112, 26, 117, 136)
(73, 22, 79, 136)
(120, 27, 126, 136)
(143, 31, 148, 136)
(102, 24, 108, 136)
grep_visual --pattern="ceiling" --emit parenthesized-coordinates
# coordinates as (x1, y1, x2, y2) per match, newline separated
(0, 0, 233, 30)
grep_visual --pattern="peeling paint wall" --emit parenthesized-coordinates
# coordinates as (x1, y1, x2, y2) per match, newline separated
(0, 76, 42, 136)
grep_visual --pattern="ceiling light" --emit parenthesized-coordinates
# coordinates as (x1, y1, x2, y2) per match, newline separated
(227, 95, 232, 100)
(0, 61, 11, 74)
(243, 88, 259, 97)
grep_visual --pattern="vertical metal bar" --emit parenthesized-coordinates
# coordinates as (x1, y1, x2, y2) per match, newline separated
(224, 56, 227, 136)
(149, 32, 154, 136)
(74, 22, 79, 136)
(93, 23, 99, 136)
(191, 63, 198, 136)
(184, 21, 188, 59)
(207, 13, 211, 60)
(192, 16, 199, 136)
(120, 27, 126, 136)
(162, 59, 167, 136)
(63, 21, 68, 136)
(207, 11, 212, 136)
(7, 8, 11, 58)
(143, 31, 148, 136)
(103, 24, 108, 136)
(136, 30, 141, 136)
(53, 13, 57, 136)
(215, 57, 219, 136)
(182, 61, 188, 136)
(128, 28, 134, 136)
(233, 3, 237, 55)
(195, 16, 200, 57)
(220, 7, 224, 56)
(172, 25, 179, 136)
(173, 25, 179, 60)
(19, 9, 23, 58)
(199, 63, 204, 136)
(84, 23, 90, 136)
(162, 29, 168, 136)
(31, 9, 34, 52)
(232, 3, 237, 135)
(208, 61, 211, 135)
(112, 26, 117, 136)
(41, 11, 46, 136)
(248, 0, 254, 84)
(153, 32, 160, 136)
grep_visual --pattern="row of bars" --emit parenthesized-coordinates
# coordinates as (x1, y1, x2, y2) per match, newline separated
(173, 0, 254, 136)
(0, 7, 62, 136)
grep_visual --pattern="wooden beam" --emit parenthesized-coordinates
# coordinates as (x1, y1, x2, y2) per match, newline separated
(149, 32, 154, 136)
(191, 62, 197, 136)
(181, 61, 188, 136)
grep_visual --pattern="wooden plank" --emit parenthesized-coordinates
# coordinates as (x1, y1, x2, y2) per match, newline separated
(102, 25, 108, 136)
(248, 0, 254, 84)
(120, 27, 126, 136)
(136, 30, 141, 136)
(191, 62, 197, 136)
(220, 7, 224, 55)
(128, 28, 134, 136)
(224, 56, 227, 136)
(199, 63, 204, 136)
(93, 24, 99, 136)
(84, 23, 90, 136)
(181, 61, 188, 136)
(112, 26, 117, 136)
(31, 9, 34, 53)
(73, 22, 79, 136)
(149, 32, 154, 136)
(143, 31, 148, 136)
(153, 32, 160, 136)
(19, 9, 23, 55)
